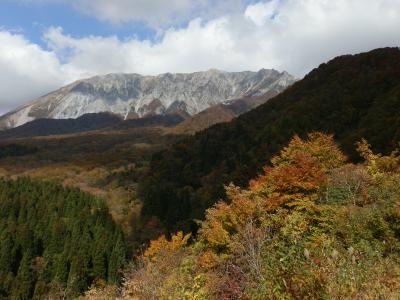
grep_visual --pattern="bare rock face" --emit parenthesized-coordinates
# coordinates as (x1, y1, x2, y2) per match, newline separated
(0, 69, 296, 129)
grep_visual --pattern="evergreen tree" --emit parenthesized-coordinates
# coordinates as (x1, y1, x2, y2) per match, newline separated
(11, 253, 35, 300)
(0, 178, 127, 297)
(108, 233, 126, 284)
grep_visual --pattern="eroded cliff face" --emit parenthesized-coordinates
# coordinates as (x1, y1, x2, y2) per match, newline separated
(0, 69, 295, 129)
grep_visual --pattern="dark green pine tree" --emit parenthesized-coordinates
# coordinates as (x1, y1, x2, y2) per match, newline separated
(11, 252, 35, 300)
(0, 272, 14, 299)
(67, 255, 88, 297)
(0, 231, 14, 274)
(54, 253, 70, 284)
(0, 177, 127, 296)
(92, 240, 107, 280)
(108, 232, 126, 284)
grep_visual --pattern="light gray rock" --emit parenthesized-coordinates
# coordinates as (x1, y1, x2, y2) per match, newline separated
(0, 69, 296, 129)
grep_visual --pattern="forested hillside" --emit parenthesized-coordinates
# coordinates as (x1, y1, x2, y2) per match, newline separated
(0, 113, 122, 140)
(0, 178, 126, 299)
(86, 133, 400, 299)
(140, 48, 400, 231)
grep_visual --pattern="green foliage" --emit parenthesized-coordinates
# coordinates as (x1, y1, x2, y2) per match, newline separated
(0, 144, 37, 159)
(140, 48, 400, 231)
(108, 233, 127, 284)
(0, 177, 127, 299)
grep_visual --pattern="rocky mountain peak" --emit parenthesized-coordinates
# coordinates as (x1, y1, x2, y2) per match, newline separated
(0, 69, 296, 129)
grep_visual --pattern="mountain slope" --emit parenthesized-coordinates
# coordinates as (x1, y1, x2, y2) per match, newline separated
(0, 112, 189, 140)
(0, 69, 295, 129)
(172, 92, 278, 134)
(118, 134, 400, 299)
(139, 47, 400, 230)
(0, 113, 122, 139)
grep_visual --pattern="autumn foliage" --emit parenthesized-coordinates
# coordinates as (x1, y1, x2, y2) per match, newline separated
(85, 132, 400, 299)
(144, 231, 191, 262)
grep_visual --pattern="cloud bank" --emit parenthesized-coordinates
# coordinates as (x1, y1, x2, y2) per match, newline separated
(1, 0, 400, 113)
(22, 0, 245, 27)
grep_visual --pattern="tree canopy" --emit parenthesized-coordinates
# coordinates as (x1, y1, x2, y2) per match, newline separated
(116, 133, 400, 299)
(140, 47, 400, 231)
(0, 177, 126, 299)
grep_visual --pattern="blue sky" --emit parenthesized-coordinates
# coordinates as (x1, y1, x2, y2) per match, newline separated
(0, 0, 399, 113)
(0, 0, 259, 47)
(0, 0, 157, 48)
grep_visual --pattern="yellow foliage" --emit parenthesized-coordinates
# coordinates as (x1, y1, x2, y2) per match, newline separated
(197, 250, 221, 269)
(122, 133, 400, 299)
(144, 231, 191, 262)
(79, 279, 118, 300)
(271, 132, 347, 170)
(200, 134, 345, 253)
(357, 138, 400, 178)
(200, 185, 267, 252)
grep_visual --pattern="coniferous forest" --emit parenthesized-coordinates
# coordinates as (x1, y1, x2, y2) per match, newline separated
(0, 178, 126, 299)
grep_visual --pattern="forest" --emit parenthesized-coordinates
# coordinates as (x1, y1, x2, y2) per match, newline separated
(85, 132, 400, 299)
(139, 47, 400, 232)
(0, 48, 399, 299)
(0, 178, 126, 299)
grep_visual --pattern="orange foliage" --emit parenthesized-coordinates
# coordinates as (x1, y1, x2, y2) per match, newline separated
(200, 185, 266, 251)
(251, 152, 327, 209)
(122, 133, 400, 299)
(197, 250, 221, 269)
(201, 133, 345, 252)
(249, 132, 346, 210)
(144, 231, 191, 262)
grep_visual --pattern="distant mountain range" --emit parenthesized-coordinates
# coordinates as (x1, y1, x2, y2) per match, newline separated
(0, 69, 295, 130)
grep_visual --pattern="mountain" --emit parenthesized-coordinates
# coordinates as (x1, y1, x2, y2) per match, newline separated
(111, 114, 186, 131)
(0, 112, 188, 140)
(0, 69, 295, 129)
(0, 112, 122, 139)
(172, 91, 278, 134)
(139, 47, 400, 231)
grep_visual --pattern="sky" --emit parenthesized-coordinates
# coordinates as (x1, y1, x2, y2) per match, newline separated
(0, 0, 399, 114)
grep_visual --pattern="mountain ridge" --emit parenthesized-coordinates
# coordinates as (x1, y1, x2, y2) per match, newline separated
(139, 47, 400, 230)
(0, 69, 295, 129)
(171, 89, 281, 134)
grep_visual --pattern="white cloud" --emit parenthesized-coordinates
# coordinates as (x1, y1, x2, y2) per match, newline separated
(245, 0, 280, 26)
(1, 0, 400, 114)
(70, 0, 195, 26)
(0, 31, 68, 113)
(22, 0, 245, 27)
(42, 18, 251, 76)
(42, 0, 400, 76)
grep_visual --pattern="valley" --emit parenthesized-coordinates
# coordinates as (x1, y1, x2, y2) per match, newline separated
(0, 67, 297, 261)
(0, 125, 182, 254)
